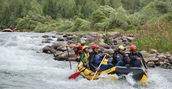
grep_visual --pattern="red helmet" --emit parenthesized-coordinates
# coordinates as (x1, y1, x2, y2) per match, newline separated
(76, 45, 82, 50)
(130, 45, 137, 50)
(92, 44, 99, 49)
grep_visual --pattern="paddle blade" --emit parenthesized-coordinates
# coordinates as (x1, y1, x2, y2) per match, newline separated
(68, 72, 81, 79)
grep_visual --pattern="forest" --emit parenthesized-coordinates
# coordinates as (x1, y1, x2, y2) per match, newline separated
(0, 0, 171, 32)
(0, 0, 172, 53)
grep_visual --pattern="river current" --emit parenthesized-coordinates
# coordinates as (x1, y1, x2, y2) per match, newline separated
(0, 32, 171, 89)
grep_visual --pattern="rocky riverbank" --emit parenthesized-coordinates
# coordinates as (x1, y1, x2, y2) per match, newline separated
(41, 32, 172, 69)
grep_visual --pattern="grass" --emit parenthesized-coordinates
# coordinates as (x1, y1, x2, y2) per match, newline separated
(132, 21, 172, 54)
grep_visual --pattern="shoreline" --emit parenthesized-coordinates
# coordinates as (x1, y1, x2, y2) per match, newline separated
(41, 32, 172, 69)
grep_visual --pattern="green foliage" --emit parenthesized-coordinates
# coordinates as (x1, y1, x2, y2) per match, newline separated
(133, 21, 172, 53)
(109, 7, 129, 29)
(0, 0, 172, 33)
(103, 35, 112, 45)
(71, 18, 90, 31)
(16, 14, 54, 32)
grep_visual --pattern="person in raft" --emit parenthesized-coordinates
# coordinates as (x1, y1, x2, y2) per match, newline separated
(80, 46, 90, 68)
(89, 44, 113, 72)
(127, 45, 148, 72)
(112, 45, 130, 66)
(67, 44, 83, 62)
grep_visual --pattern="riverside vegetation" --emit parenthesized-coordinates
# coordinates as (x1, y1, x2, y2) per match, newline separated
(0, 0, 172, 54)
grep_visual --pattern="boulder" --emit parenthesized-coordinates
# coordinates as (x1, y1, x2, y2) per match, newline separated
(88, 32, 103, 38)
(42, 39, 51, 43)
(104, 49, 114, 55)
(42, 35, 49, 38)
(53, 51, 63, 57)
(168, 56, 172, 64)
(57, 37, 65, 41)
(164, 52, 171, 57)
(147, 61, 155, 67)
(157, 53, 166, 59)
(140, 50, 150, 58)
(150, 49, 158, 54)
(52, 35, 56, 38)
(149, 58, 159, 62)
(107, 32, 120, 38)
(42, 46, 52, 54)
(52, 43, 67, 49)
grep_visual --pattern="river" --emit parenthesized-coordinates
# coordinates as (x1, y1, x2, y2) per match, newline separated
(0, 32, 171, 89)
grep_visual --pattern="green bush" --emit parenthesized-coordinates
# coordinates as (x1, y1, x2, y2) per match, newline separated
(71, 18, 90, 31)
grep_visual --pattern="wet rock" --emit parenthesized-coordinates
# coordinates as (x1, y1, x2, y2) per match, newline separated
(164, 52, 171, 57)
(42, 39, 51, 43)
(149, 54, 157, 58)
(150, 49, 158, 54)
(157, 53, 166, 59)
(144, 58, 150, 62)
(52, 36, 56, 38)
(161, 63, 170, 69)
(107, 32, 120, 38)
(52, 43, 67, 49)
(149, 58, 159, 62)
(88, 32, 103, 38)
(54, 52, 73, 61)
(57, 37, 65, 41)
(42, 35, 49, 38)
(56, 46, 67, 51)
(104, 49, 114, 55)
(168, 56, 172, 64)
(43, 46, 52, 54)
(140, 50, 150, 58)
(147, 61, 155, 67)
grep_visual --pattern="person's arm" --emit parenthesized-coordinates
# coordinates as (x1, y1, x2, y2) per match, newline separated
(139, 53, 148, 69)
(80, 54, 86, 65)
(68, 54, 77, 61)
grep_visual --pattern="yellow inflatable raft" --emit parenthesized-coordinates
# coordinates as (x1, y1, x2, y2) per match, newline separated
(76, 61, 148, 84)
(1, 29, 14, 32)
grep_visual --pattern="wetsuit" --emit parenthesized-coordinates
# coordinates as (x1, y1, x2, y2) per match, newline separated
(112, 50, 129, 66)
(89, 52, 113, 72)
(128, 52, 147, 69)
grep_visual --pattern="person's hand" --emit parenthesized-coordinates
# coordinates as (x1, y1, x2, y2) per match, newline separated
(117, 56, 120, 59)
(145, 69, 148, 73)
(87, 65, 89, 68)
(95, 68, 99, 71)
(137, 57, 141, 60)
(105, 53, 109, 56)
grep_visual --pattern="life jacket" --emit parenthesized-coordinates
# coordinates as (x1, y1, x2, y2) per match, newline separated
(128, 52, 143, 67)
(112, 50, 126, 65)
(82, 52, 89, 65)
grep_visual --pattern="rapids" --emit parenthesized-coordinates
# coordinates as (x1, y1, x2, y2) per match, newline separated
(0, 32, 171, 89)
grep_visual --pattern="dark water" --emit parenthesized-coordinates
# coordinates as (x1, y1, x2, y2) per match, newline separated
(0, 32, 171, 89)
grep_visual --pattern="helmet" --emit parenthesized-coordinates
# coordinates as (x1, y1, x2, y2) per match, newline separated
(92, 44, 99, 49)
(76, 45, 82, 50)
(83, 46, 88, 50)
(118, 45, 125, 50)
(130, 45, 137, 50)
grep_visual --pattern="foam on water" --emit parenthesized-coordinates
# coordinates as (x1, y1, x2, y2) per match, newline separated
(0, 32, 171, 89)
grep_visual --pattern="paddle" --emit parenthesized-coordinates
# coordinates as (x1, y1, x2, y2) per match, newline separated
(91, 55, 106, 81)
(68, 71, 81, 79)
(140, 59, 148, 77)
(66, 46, 72, 69)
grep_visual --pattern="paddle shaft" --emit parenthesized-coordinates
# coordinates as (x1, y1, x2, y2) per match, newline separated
(67, 46, 72, 69)
(140, 59, 148, 76)
(91, 55, 106, 81)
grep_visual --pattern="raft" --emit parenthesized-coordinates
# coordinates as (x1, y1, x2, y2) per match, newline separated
(76, 61, 148, 84)
(0, 29, 14, 32)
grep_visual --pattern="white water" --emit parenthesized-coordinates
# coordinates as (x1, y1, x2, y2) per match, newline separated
(0, 32, 171, 89)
